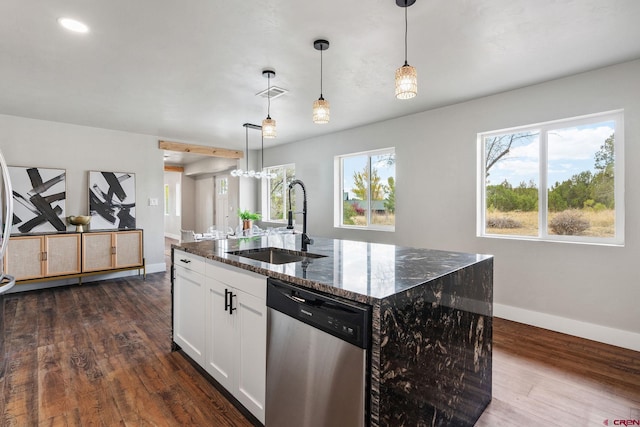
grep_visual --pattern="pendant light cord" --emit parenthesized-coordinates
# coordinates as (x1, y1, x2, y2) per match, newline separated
(320, 48, 324, 98)
(245, 125, 249, 171)
(267, 73, 271, 118)
(404, 1, 409, 66)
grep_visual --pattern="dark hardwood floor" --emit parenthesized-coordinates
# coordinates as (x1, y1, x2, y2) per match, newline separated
(1, 242, 639, 426)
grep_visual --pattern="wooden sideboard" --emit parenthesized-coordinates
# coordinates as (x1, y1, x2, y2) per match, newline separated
(4, 229, 145, 285)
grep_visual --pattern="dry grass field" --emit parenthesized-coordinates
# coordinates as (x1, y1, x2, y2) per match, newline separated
(349, 213, 396, 226)
(486, 209, 615, 237)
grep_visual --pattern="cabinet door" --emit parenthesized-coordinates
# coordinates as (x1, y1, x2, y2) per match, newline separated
(205, 277, 235, 390)
(173, 265, 206, 364)
(45, 234, 81, 277)
(114, 230, 143, 268)
(82, 232, 115, 272)
(233, 289, 266, 424)
(5, 236, 44, 280)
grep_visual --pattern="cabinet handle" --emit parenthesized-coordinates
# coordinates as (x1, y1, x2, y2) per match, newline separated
(41, 251, 47, 261)
(111, 246, 117, 254)
(224, 289, 230, 312)
(180, 258, 191, 264)
(229, 292, 237, 315)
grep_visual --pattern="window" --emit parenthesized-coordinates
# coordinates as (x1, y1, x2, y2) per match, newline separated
(478, 111, 624, 245)
(336, 148, 395, 230)
(264, 164, 295, 222)
(217, 177, 228, 195)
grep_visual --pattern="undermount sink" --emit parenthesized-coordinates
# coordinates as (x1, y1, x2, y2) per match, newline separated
(227, 247, 327, 265)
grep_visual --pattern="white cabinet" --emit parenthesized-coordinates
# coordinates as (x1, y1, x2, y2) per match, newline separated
(172, 250, 266, 424)
(205, 277, 234, 390)
(173, 250, 206, 365)
(205, 260, 266, 423)
(233, 287, 266, 421)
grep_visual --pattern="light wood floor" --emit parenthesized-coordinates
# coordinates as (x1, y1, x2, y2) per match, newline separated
(2, 256, 639, 426)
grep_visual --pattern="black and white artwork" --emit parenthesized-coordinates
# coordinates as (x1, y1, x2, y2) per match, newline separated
(89, 171, 136, 230)
(9, 166, 67, 234)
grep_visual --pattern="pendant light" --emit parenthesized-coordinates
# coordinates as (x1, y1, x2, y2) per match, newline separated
(312, 39, 330, 124)
(230, 124, 253, 178)
(395, 0, 417, 99)
(262, 70, 276, 138)
(231, 123, 276, 180)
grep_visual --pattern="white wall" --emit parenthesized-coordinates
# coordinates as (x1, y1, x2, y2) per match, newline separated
(0, 114, 166, 278)
(263, 60, 640, 350)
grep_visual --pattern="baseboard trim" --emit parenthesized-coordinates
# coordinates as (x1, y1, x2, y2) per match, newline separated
(494, 303, 640, 352)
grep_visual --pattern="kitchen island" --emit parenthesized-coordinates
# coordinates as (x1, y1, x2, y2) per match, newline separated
(172, 234, 493, 426)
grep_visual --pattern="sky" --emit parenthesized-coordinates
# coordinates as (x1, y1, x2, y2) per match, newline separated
(485, 121, 615, 188)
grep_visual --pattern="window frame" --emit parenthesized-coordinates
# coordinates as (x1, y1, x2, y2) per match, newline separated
(262, 163, 295, 223)
(334, 147, 396, 232)
(477, 110, 624, 246)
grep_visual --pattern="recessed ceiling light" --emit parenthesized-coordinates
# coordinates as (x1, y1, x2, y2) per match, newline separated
(57, 17, 89, 33)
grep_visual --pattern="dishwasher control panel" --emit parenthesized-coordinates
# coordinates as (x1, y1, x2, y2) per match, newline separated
(297, 305, 360, 341)
(267, 278, 371, 349)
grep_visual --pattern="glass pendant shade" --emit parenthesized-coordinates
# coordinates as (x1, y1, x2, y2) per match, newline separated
(395, 63, 417, 99)
(312, 97, 330, 124)
(262, 116, 276, 138)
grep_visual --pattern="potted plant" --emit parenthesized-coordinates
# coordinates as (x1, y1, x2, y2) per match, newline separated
(238, 209, 261, 232)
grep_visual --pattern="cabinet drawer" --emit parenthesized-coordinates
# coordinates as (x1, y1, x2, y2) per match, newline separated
(174, 250, 206, 275)
(205, 259, 266, 300)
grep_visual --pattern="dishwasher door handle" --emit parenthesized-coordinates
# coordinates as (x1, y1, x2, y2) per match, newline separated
(285, 293, 306, 304)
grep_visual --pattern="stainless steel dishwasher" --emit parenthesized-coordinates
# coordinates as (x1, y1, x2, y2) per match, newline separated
(266, 278, 371, 427)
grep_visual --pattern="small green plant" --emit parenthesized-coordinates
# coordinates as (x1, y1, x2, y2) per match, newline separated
(238, 209, 261, 221)
(549, 210, 590, 235)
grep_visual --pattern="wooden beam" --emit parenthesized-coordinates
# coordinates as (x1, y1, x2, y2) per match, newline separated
(159, 140, 243, 159)
(164, 165, 184, 172)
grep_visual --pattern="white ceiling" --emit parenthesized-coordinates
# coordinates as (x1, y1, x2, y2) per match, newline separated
(2, 0, 640, 156)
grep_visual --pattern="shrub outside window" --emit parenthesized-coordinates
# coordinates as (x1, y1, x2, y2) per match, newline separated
(336, 148, 395, 231)
(264, 164, 295, 222)
(478, 111, 624, 245)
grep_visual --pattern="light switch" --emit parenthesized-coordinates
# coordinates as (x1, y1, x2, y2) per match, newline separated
(148, 197, 159, 206)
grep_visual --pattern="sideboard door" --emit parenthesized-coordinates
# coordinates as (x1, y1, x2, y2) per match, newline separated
(82, 232, 115, 272)
(114, 230, 143, 268)
(5, 236, 44, 281)
(45, 234, 81, 277)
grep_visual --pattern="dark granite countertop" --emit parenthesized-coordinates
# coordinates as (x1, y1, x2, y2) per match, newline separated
(173, 235, 492, 304)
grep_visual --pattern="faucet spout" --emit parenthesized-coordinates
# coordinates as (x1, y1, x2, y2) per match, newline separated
(287, 179, 313, 251)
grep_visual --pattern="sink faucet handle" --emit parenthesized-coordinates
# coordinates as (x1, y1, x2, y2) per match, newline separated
(287, 210, 294, 229)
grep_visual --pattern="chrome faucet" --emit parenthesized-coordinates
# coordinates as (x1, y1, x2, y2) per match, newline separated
(287, 179, 313, 251)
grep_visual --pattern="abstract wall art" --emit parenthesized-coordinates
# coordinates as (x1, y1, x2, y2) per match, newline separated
(89, 171, 136, 230)
(9, 166, 67, 234)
